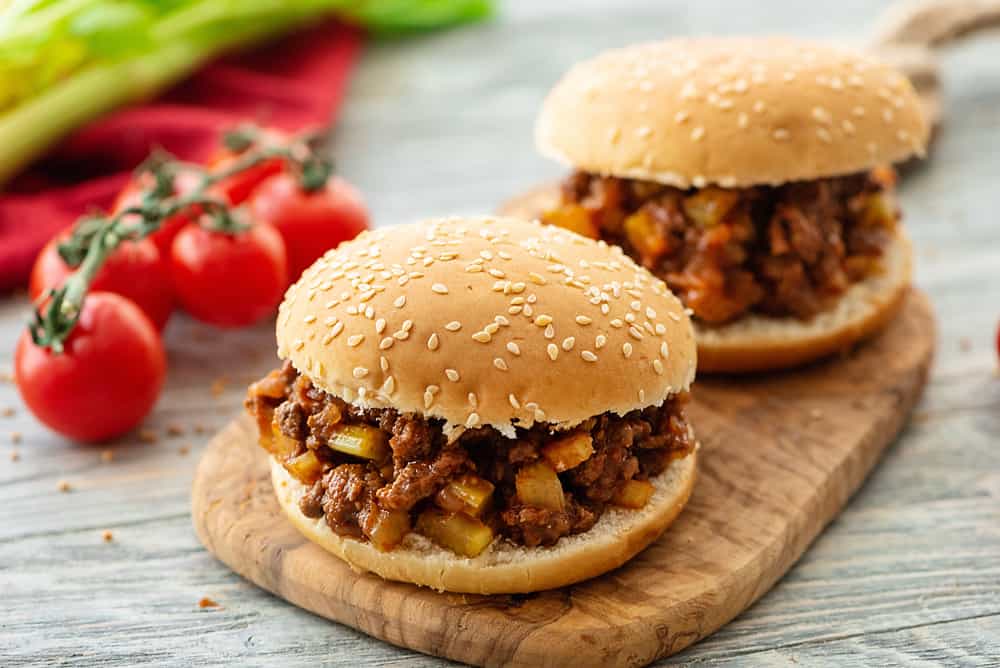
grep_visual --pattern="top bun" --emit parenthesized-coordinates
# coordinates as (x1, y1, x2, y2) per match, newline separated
(276, 216, 696, 438)
(535, 36, 929, 188)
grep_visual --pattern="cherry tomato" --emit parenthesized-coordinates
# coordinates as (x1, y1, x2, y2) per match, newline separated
(113, 167, 203, 256)
(249, 173, 369, 282)
(170, 220, 288, 328)
(29, 231, 173, 331)
(208, 128, 288, 204)
(16, 292, 167, 443)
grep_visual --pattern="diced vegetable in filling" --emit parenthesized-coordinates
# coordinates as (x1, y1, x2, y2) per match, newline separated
(246, 361, 695, 555)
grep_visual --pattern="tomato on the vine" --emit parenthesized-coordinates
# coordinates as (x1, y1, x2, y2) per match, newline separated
(16, 292, 167, 443)
(29, 231, 173, 331)
(113, 167, 203, 256)
(249, 173, 369, 282)
(208, 127, 288, 204)
(170, 219, 288, 328)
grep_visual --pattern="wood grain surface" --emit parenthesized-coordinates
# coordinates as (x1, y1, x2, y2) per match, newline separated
(191, 292, 934, 667)
(2, 2, 999, 666)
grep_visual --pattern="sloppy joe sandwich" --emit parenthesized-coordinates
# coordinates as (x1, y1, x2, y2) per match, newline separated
(515, 37, 928, 372)
(245, 216, 699, 594)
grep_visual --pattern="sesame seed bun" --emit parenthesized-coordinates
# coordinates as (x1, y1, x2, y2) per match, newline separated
(499, 187, 912, 374)
(535, 37, 929, 188)
(270, 448, 697, 594)
(276, 216, 697, 438)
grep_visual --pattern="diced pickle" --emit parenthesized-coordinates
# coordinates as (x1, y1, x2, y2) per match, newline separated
(623, 210, 668, 261)
(516, 461, 566, 511)
(365, 506, 411, 552)
(436, 474, 494, 517)
(416, 508, 494, 558)
(542, 204, 599, 239)
(612, 479, 655, 509)
(284, 450, 324, 484)
(682, 187, 740, 228)
(860, 192, 897, 227)
(327, 424, 389, 461)
(267, 419, 300, 460)
(542, 432, 594, 472)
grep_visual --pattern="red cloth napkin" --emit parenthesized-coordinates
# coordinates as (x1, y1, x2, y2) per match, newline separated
(0, 20, 363, 292)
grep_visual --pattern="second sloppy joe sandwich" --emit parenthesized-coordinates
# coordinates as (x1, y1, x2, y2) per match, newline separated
(245, 216, 698, 594)
(523, 37, 929, 372)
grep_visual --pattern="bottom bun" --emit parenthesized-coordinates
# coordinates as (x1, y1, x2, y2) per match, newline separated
(499, 184, 912, 374)
(271, 450, 697, 594)
(695, 230, 912, 373)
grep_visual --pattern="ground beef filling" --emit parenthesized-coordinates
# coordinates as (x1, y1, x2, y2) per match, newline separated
(246, 361, 694, 553)
(543, 167, 900, 324)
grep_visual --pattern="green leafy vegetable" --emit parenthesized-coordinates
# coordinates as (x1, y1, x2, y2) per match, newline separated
(0, 0, 493, 185)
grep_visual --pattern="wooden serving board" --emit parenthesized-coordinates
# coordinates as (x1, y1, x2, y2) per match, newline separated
(192, 291, 934, 667)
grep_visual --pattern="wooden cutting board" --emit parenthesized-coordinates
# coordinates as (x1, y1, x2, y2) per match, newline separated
(192, 291, 934, 667)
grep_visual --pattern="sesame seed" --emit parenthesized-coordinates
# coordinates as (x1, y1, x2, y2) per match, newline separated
(811, 107, 831, 124)
(292, 339, 305, 351)
(753, 100, 766, 113)
(581, 350, 598, 363)
(897, 129, 910, 142)
(608, 126, 621, 143)
(466, 413, 480, 428)
(636, 126, 652, 138)
(506, 342, 521, 356)
(660, 341, 670, 358)
(508, 394, 521, 409)
(534, 314, 553, 327)
(488, 268, 506, 279)
(690, 126, 705, 141)
(379, 337, 394, 350)
(465, 264, 483, 273)
(375, 318, 387, 334)
(737, 112, 749, 128)
(674, 110, 689, 124)
(427, 333, 440, 351)
(380, 356, 389, 372)
(494, 315, 510, 326)
(393, 295, 406, 308)
(347, 334, 364, 347)
(484, 322, 500, 335)
(445, 369, 460, 382)
(353, 367, 369, 379)
(445, 321, 462, 331)
(493, 358, 509, 371)
(508, 306, 522, 315)
(842, 119, 856, 135)
(622, 342, 633, 358)
(655, 323, 666, 335)
(544, 324, 555, 339)
(852, 106, 866, 117)
(423, 391, 435, 409)
(638, 389, 646, 403)
(382, 376, 396, 395)
(472, 331, 492, 343)
(882, 108, 894, 123)
(817, 128, 832, 143)
(393, 330, 409, 341)
(547, 344, 559, 361)
(303, 314, 317, 324)
(595, 334, 607, 349)
(652, 360, 664, 375)
(772, 128, 790, 141)
(610, 318, 624, 328)
(562, 337, 575, 351)
(575, 315, 592, 326)
(528, 272, 547, 285)
(629, 326, 644, 340)
(468, 393, 478, 408)
(431, 283, 448, 295)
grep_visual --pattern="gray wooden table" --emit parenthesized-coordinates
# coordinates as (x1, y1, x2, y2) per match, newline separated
(2, 1, 999, 665)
